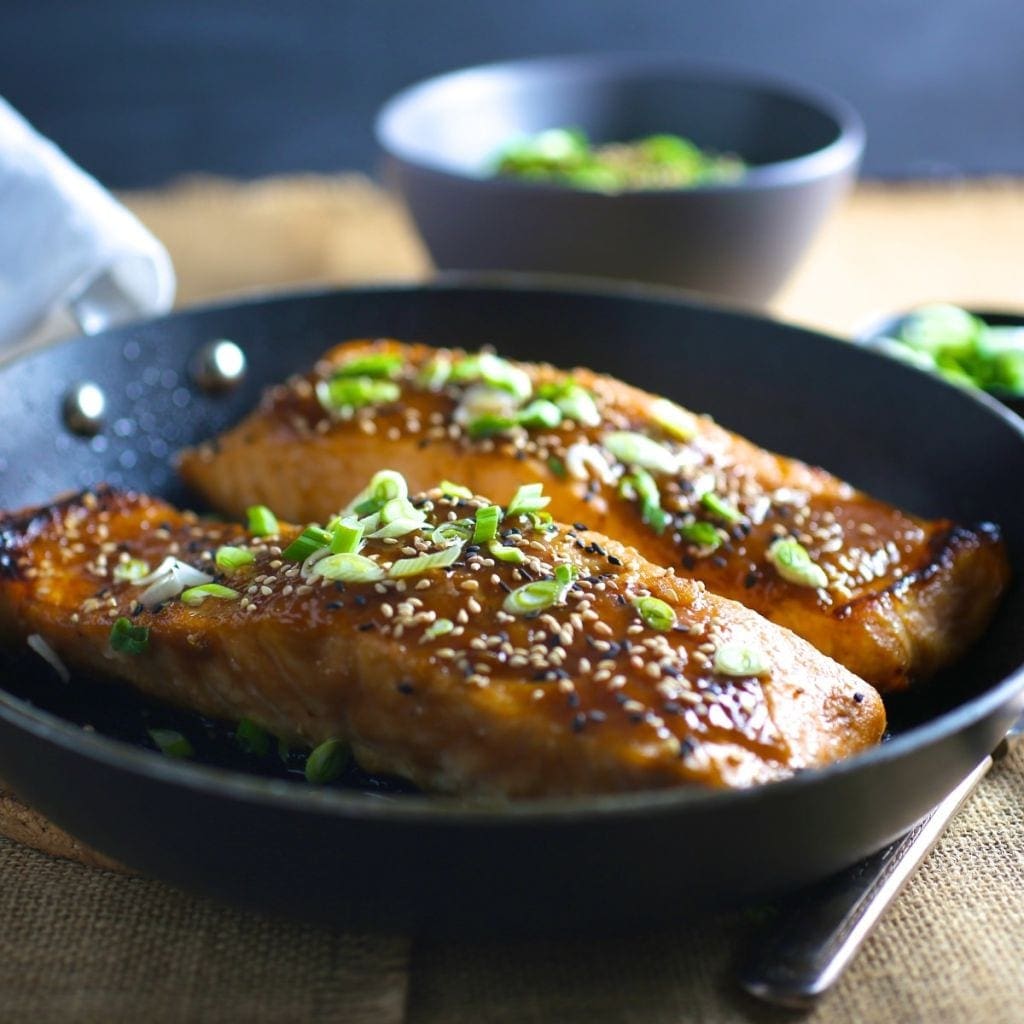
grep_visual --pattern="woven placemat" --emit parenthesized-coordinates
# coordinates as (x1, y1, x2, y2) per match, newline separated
(3, 175, 1023, 1021)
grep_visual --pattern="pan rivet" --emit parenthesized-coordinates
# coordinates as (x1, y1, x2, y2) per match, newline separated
(191, 339, 247, 392)
(62, 381, 106, 436)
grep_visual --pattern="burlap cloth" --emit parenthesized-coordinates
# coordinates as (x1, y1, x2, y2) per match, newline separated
(2, 176, 1023, 1021)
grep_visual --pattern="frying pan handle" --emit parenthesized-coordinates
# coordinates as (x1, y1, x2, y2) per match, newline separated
(738, 752, 995, 1008)
(67, 267, 151, 336)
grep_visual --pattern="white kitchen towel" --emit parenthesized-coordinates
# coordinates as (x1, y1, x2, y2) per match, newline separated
(0, 96, 175, 348)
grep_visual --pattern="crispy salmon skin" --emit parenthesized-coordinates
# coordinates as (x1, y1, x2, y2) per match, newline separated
(0, 484, 884, 797)
(177, 339, 1011, 691)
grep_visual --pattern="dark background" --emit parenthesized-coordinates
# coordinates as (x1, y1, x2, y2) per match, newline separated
(3, 0, 1022, 189)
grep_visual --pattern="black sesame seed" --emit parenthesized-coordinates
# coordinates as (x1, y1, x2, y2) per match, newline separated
(614, 693, 630, 705)
(712, 555, 728, 568)
(357, 622, 375, 632)
(663, 701, 682, 715)
(567, 692, 581, 708)
(326, 601, 344, 610)
(607, 554, 622, 567)
(571, 712, 587, 734)
(354, 595, 368, 608)
(588, 709, 607, 723)
(744, 572, 759, 589)
(682, 554, 697, 570)
(573, 522, 588, 532)
(397, 682, 415, 695)
(853, 692, 865, 704)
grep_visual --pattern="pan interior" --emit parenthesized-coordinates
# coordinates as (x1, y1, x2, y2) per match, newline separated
(2, 280, 1023, 802)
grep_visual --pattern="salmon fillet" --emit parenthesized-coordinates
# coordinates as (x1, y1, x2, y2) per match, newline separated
(178, 339, 1010, 691)
(0, 484, 884, 797)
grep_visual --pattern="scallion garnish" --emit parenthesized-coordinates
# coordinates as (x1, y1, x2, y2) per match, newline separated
(699, 491, 743, 525)
(650, 398, 697, 441)
(547, 455, 567, 478)
(425, 618, 454, 639)
(215, 545, 255, 570)
(603, 431, 679, 475)
(235, 718, 271, 757)
(304, 737, 350, 784)
(472, 505, 502, 543)
(679, 521, 722, 550)
(282, 525, 333, 562)
(112, 558, 150, 583)
(452, 352, 532, 401)
(334, 352, 403, 379)
(316, 375, 400, 414)
(439, 480, 473, 499)
(147, 728, 194, 759)
(247, 505, 279, 537)
(507, 482, 551, 518)
(502, 562, 578, 616)
(620, 468, 670, 535)
(517, 399, 562, 430)
(314, 552, 385, 583)
(110, 617, 149, 655)
(632, 595, 677, 631)
(488, 540, 526, 564)
(417, 356, 452, 391)
(766, 538, 829, 589)
(368, 497, 427, 538)
(538, 380, 601, 426)
(388, 545, 463, 578)
(329, 518, 364, 554)
(526, 510, 556, 532)
(713, 643, 771, 678)
(431, 520, 475, 547)
(467, 413, 517, 439)
(180, 583, 241, 606)
(344, 470, 409, 517)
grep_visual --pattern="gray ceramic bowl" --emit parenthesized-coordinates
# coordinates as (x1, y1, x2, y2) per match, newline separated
(376, 55, 865, 306)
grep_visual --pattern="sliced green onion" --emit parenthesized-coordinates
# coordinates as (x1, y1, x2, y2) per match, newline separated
(316, 375, 400, 413)
(632, 595, 677, 631)
(679, 521, 722, 550)
(713, 643, 771, 677)
(181, 583, 240, 606)
(547, 455, 567, 478)
(620, 468, 670, 535)
(329, 518, 364, 554)
(452, 352, 532, 401)
(388, 545, 463, 578)
(113, 558, 150, 583)
(215, 545, 255, 570)
(699, 491, 743, 524)
(641, 503, 671, 534)
(235, 718, 271, 757)
(335, 352, 403, 379)
(538, 380, 601, 426)
(502, 562, 578, 616)
(517, 399, 562, 429)
(603, 431, 678, 475)
(368, 517, 426, 540)
(380, 496, 425, 526)
(110, 617, 149, 655)
(554, 385, 600, 426)
(650, 398, 698, 441)
(425, 618, 455, 639)
(305, 737, 349, 784)
(282, 525, 333, 562)
(417, 355, 452, 391)
(488, 540, 526, 564)
(247, 505, 279, 537)
(766, 538, 829, 589)
(345, 470, 409, 515)
(467, 413, 517, 439)
(526, 510, 556, 532)
(315, 553, 385, 583)
(439, 480, 473, 499)
(507, 482, 551, 518)
(472, 505, 502, 543)
(147, 728, 193, 759)
(432, 520, 475, 547)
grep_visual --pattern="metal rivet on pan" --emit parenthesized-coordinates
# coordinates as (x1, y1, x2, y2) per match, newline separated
(191, 339, 247, 392)
(62, 381, 106, 436)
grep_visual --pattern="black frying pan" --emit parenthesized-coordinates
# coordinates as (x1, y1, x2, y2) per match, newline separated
(1, 278, 1022, 932)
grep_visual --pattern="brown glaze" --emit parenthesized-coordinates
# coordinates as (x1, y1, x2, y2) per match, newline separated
(0, 486, 884, 797)
(178, 339, 1011, 691)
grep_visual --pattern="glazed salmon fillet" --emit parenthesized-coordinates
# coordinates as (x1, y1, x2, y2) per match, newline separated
(0, 482, 884, 796)
(178, 339, 1010, 692)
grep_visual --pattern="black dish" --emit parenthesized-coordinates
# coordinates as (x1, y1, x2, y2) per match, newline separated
(0, 279, 1022, 932)
(376, 55, 864, 305)
(857, 308, 1024, 419)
